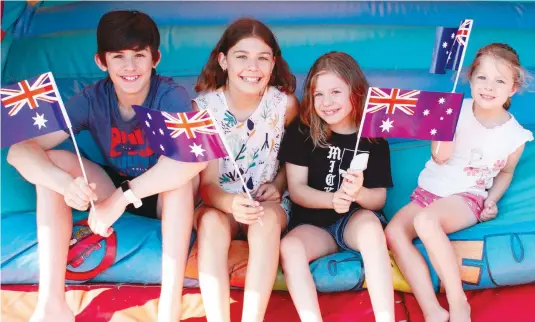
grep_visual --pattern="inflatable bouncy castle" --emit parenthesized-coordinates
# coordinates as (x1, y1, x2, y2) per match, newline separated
(2, 1, 534, 321)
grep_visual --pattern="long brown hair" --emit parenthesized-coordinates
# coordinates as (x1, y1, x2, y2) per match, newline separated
(300, 52, 369, 147)
(468, 43, 528, 110)
(195, 18, 295, 94)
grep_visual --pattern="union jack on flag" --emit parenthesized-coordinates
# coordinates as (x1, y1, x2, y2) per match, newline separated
(360, 87, 464, 141)
(454, 19, 472, 47)
(366, 88, 419, 116)
(133, 105, 228, 163)
(1, 72, 70, 148)
(430, 19, 473, 74)
(1, 72, 57, 116)
(163, 110, 218, 139)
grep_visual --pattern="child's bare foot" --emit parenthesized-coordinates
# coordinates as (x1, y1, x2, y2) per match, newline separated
(424, 307, 449, 322)
(449, 299, 471, 322)
(30, 301, 74, 322)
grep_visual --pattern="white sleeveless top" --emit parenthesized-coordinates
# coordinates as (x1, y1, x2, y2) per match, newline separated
(194, 87, 288, 196)
(418, 99, 533, 198)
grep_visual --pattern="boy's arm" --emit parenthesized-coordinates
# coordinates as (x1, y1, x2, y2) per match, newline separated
(485, 144, 525, 203)
(286, 163, 334, 209)
(129, 157, 207, 199)
(7, 130, 72, 194)
(198, 160, 236, 214)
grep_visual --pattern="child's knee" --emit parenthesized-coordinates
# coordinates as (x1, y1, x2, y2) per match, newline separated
(197, 208, 229, 235)
(413, 211, 438, 235)
(280, 236, 305, 262)
(258, 204, 284, 230)
(384, 222, 407, 246)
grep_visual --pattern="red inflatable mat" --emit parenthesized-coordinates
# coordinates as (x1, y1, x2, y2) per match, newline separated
(2, 283, 533, 321)
(402, 284, 535, 322)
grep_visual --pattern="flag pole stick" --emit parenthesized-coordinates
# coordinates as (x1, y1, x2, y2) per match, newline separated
(436, 19, 473, 155)
(451, 20, 473, 93)
(48, 72, 98, 214)
(352, 87, 372, 161)
(205, 109, 263, 226)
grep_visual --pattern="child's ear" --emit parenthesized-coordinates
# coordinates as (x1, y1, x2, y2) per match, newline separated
(217, 52, 228, 71)
(152, 50, 162, 68)
(94, 54, 107, 72)
(510, 85, 518, 97)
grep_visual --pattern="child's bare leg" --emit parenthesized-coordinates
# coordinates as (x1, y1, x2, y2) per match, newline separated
(344, 210, 394, 322)
(241, 202, 286, 322)
(413, 196, 478, 322)
(280, 225, 338, 322)
(157, 181, 194, 322)
(385, 203, 448, 322)
(31, 150, 115, 322)
(195, 206, 238, 322)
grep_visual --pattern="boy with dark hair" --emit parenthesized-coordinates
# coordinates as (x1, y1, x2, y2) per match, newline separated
(7, 10, 204, 322)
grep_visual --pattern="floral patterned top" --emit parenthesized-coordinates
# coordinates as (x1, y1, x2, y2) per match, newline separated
(194, 87, 288, 196)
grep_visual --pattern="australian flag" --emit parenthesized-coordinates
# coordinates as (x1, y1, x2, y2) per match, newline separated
(133, 105, 228, 163)
(360, 87, 464, 141)
(430, 19, 473, 74)
(1, 72, 69, 148)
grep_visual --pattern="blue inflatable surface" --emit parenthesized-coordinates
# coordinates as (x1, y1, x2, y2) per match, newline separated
(1, 1, 534, 292)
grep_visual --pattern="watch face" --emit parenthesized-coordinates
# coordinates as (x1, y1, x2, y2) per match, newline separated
(120, 180, 130, 192)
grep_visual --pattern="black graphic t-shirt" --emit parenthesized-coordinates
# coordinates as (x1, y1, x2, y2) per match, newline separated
(278, 120, 393, 228)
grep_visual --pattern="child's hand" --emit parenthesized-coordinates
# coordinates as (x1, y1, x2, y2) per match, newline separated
(88, 188, 126, 237)
(255, 183, 281, 203)
(63, 177, 98, 211)
(480, 199, 498, 222)
(231, 193, 264, 225)
(332, 189, 353, 214)
(341, 169, 363, 199)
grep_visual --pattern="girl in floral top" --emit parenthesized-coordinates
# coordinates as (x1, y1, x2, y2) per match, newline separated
(192, 18, 298, 322)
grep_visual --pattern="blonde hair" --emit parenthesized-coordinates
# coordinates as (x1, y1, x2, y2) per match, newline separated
(300, 52, 369, 147)
(468, 43, 529, 110)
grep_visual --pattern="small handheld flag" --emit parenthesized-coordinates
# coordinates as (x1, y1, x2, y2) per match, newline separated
(1, 72, 69, 148)
(133, 106, 228, 162)
(360, 87, 464, 141)
(430, 19, 473, 75)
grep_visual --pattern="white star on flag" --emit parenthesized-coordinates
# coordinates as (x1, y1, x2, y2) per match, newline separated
(446, 108, 453, 115)
(446, 50, 449, 54)
(438, 97, 446, 104)
(159, 128, 164, 135)
(152, 131, 155, 135)
(442, 41, 448, 48)
(380, 118, 394, 132)
(423, 109, 430, 116)
(430, 128, 438, 136)
(160, 144, 165, 151)
(145, 120, 151, 128)
(147, 113, 152, 120)
(32, 112, 48, 129)
(451, 33, 455, 39)
(440, 117, 444, 121)
(190, 143, 206, 157)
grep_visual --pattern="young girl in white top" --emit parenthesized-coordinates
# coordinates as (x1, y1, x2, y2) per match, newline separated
(192, 18, 298, 322)
(385, 43, 533, 322)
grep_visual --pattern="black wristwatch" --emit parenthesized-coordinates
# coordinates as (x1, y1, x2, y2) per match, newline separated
(120, 180, 142, 208)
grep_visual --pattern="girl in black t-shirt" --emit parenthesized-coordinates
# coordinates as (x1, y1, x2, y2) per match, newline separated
(278, 52, 395, 322)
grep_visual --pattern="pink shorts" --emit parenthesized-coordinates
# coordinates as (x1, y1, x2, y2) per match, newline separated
(410, 187, 485, 222)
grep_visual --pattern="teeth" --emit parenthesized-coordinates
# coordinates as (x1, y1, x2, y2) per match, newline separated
(242, 77, 261, 83)
(481, 94, 494, 99)
(122, 76, 139, 81)
(324, 109, 338, 116)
